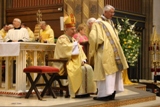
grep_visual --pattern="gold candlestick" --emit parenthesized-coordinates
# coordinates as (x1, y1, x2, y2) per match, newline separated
(36, 9, 42, 24)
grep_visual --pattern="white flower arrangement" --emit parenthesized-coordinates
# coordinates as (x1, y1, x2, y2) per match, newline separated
(116, 18, 141, 66)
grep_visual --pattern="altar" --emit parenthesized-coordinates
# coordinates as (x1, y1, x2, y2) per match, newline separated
(0, 42, 55, 97)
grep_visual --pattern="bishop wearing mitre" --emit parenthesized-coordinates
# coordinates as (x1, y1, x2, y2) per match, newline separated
(53, 14, 96, 98)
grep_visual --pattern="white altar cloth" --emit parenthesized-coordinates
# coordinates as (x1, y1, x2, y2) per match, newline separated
(0, 42, 20, 56)
(0, 42, 55, 97)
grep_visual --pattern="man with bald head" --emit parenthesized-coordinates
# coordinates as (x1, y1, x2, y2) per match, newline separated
(5, 18, 29, 42)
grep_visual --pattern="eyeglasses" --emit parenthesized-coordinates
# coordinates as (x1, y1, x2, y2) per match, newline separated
(110, 12, 115, 15)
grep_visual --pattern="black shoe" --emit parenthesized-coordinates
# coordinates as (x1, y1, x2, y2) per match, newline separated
(110, 91, 116, 100)
(93, 96, 110, 101)
(75, 94, 90, 98)
(65, 95, 70, 98)
(84, 94, 90, 97)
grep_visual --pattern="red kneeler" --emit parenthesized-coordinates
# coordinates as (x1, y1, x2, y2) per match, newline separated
(23, 66, 59, 100)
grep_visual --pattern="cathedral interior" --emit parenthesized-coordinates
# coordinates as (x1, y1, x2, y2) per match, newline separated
(0, 0, 160, 107)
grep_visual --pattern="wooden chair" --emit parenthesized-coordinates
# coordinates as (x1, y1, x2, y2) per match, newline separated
(45, 55, 70, 98)
(45, 42, 89, 98)
(80, 41, 89, 59)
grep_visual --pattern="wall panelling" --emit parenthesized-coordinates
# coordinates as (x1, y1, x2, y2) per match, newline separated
(6, 4, 64, 38)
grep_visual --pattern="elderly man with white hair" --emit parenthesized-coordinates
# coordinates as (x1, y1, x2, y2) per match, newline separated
(87, 17, 97, 67)
(89, 5, 128, 101)
(38, 21, 54, 43)
(5, 18, 29, 42)
(87, 17, 97, 29)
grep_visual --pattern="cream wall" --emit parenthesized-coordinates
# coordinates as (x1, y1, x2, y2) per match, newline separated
(153, 0, 160, 34)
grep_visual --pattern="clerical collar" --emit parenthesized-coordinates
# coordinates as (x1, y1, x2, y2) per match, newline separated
(101, 15, 109, 21)
(14, 27, 21, 30)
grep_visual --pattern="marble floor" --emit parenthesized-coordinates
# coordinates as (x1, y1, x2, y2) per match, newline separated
(0, 84, 159, 107)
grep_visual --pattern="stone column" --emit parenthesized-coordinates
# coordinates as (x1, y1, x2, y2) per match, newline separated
(141, 0, 153, 79)
(64, 0, 74, 16)
(64, 0, 104, 27)
(97, 0, 104, 17)
(82, 0, 89, 24)
(74, 0, 82, 26)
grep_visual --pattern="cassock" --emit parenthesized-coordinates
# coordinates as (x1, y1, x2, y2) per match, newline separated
(53, 34, 96, 98)
(40, 25, 54, 43)
(89, 16, 128, 97)
(5, 28, 29, 42)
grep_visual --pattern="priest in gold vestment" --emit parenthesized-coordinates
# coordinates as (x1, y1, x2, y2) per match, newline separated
(39, 21, 54, 43)
(89, 5, 128, 101)
(0, 24, 8, 40)
(53, 14, 96, 98)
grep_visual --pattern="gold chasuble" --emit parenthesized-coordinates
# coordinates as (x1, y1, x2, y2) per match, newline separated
(0, 29, 7, 39)
(89, 18, 128, 81)
(54, 34, 96, 97)
(40, 25, 54, 43)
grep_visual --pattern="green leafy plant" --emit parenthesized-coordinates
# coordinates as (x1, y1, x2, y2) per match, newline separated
(116, 18, 141, 66)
